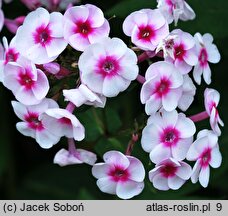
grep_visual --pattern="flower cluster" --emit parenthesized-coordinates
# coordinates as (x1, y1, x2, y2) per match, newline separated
(0, 0, 224, 199)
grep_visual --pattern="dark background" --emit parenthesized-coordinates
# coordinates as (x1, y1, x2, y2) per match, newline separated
(0, 0, 228, 199)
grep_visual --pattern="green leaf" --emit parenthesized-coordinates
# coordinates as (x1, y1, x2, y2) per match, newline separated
(105, 106, 122, 134)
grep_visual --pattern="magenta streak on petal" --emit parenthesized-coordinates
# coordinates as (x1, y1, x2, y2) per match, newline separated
(199, 47, 208, 67)
(108, 165, 130, 183)
(75, 20, 94, 38)
(165, 0, 174, 13)
(174, 43, 186, 61)
(160, 162, 177, 178)
(160, 126, 180, 147)
(199, 147, 212, 168)
(25, 112, 44, 131)
(18, 68, 35, 90)
(137, 25, 155, 42)
(154, 77, 171, 98)
(189, 111, 209, 123)
(4, 48, 19, 64)
(96, 55, 120, 78)
(33, 24, 52, 47)
(59, 117, 72, 125)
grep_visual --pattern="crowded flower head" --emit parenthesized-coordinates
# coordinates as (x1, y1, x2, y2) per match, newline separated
(0, 0, 224, 199)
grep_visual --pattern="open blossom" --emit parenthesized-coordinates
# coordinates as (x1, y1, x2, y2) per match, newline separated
(165, 29, 198, 74)
(54, 148, 97, 166)
(92, 151, 145, 199)
(63, 4, 110, 51)
(204, 88, 224, 136)
(79, 37, 139, 97)
(193, 33, 221, 85)
(178, 74, 196, 111)
(3, 56, 49, 105)
(41, 108, 85, 141)
(142, 110, 196, 164)
(140, 61, 183, 114)
(63, 84, 106, 108)
(0, 37, 20, 82)
(15, 7, 67, 64)
(12, 98, 61, 149)
(187, 130, 222, 188)
(149, 158, 192, 190)
(157, 0, 195, 25)
(123, 9, 169, 51)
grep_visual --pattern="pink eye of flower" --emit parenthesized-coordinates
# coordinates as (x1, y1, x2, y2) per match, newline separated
(160, 163, 177, 178)
(199, 48, 208, 67)
(76, 20, 92, 36)
(138, 25, 155, 41)
(5, 48, 19, 64)
(174, 44, 186, 60)
(154, 77, 171, 97)
(161, 127, 180, 147)
(25, 113, 44, 130)
(33, 25, 51, 46)
(59, 117, 72, 125)
(109, 166, 130, 182)
(200, 148, 212, 167)
(18, 69, 35, 89)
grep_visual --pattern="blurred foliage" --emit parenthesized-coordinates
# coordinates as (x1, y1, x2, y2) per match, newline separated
(0, 0, 228, 200)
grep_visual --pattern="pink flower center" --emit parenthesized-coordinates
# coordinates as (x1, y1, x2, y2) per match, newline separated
(160, 162, 177, 178)
(4, 48, 19, 64)
(59, 117, 72, 125)
(138, 25, 155, 41)
(109, 166, 130, 182)
(25, 112, 44, 131)
(97, 56, 120, 77)
(18, 69, 35, 90)
(75, 20, 93, 37)
(160, 127, 180, 147)
(174, 43, 186, 60)
(33, 25, 52, 47)
(199, 48, 208, 67)
(200, 148, 211, 167)
(154, 77, 171, 98)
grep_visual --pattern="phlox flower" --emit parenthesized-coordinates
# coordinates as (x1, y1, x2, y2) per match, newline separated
(79, 37, 139, 97)
(186, 130, 222, 188)
(204, 88, 224, 136)
(12, 98, 61, 149)
(92, 151, 145, 199)
(149, 158, 192, 190)
(193, 33, 221, 85)
(123, 9, 169, 51)
(3, 56, 49, 105)
(63, 4, 110, 51)
(15, 7, 67, 64)
(165, 29, 198, 74)
(141, 110, 196, 164)
(4, 16, 25, 34)
(0, 37, 20, 82)
(157, 0, 195, 25)
(41, 108, 85, 141)
(140, 61, 183, 114)
(54, 148, 97, 166)
(63, 84, 106, 108)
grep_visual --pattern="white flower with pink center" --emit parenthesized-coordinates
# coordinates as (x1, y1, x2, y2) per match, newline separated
(123, 9, 169, 51)
(187, 130, 222, 188)
(142, 110, 196, 164)
(41, 108, 85, 141)
(0, 37, 20, 82)
(157, 0, 195, 25)
(140, 61, 183, 115)
(178, 74, 196, 111)
(204, 88, 224, 136)
(3, 56, 49, 105)
(63, 4, 110, 51)
(92, 151, 145, 199)
(12, 98, 61, 149)
(149, 158, 192, 190)
(193, 33, 221, 85)
(63, 84, 106, 108)
(54, 148, 97, 166)
(165, 29, 198, 74)
(15, 7, 67, 64)
(78, 37, 139, 97)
